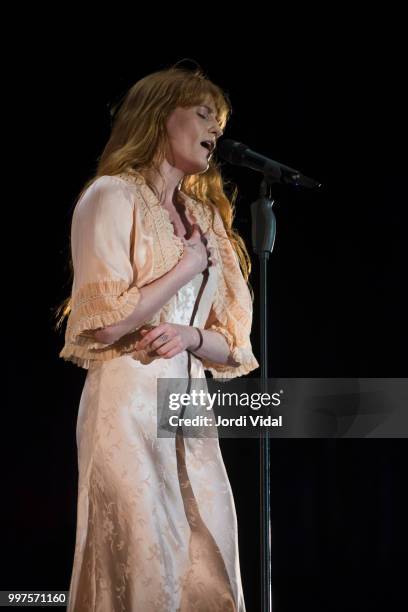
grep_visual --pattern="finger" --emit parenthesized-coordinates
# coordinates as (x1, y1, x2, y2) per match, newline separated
(199, 229, 209, 245)
(189, 224, 201, 237)
(208, 253, 218, 266)
(139, 325, 167, 349)
(155, 337, 180, 356)
(163, 344, 184, 359)
(149, 331, 174, 352)
(184, 228, 200, 244)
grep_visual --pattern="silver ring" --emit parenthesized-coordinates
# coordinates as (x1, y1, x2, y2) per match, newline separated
(159, 334, 168, 343)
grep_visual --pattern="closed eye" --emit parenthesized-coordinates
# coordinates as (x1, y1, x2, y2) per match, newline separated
(197, 108, 223, 135)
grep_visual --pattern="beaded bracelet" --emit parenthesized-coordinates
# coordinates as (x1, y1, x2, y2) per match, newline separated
(190, 327, 203, 353)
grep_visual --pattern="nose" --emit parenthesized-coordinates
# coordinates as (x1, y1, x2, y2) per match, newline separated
(211, 122, 223, 140)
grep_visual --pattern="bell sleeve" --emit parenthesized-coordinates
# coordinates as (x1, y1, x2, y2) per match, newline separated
(201, 204, 259, 379)
(59, 176, 143, 368)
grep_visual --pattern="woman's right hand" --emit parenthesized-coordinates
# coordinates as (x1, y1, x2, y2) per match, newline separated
(179, 224, 216, 277)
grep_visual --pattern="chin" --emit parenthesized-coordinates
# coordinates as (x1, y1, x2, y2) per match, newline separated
(175, 155, 210, 177)
(191, 160, 210, 175)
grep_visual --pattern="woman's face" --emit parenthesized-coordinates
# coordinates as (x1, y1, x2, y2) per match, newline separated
(164, 96, 223, 175)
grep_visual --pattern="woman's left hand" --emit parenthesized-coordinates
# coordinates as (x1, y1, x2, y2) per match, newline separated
(135, 323, 198, 359)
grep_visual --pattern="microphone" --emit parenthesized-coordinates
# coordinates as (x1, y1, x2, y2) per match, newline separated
(217, 139, 322, 189)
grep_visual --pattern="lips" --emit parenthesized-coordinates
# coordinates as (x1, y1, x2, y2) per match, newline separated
(200, 140, 215, 154)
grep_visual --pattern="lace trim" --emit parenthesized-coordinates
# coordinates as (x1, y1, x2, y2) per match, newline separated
(209, 206, 253, 341)
(116, 169, 187, 278)
(116, 169, 213, 270)
(201, 350, 259, 380)
(60, 279, 144, 367)
(201, 204, 259, 379)
(201, 327, 259, 380)
(114, 169, 214, 326)
(66, 279, 141, 336)
(60, 339, 164, 370)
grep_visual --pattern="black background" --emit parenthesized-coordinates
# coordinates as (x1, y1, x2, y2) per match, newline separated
(4, 22, 407, 612)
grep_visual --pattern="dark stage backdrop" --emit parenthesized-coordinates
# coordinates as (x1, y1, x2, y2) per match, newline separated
(5, 38, 407, 612)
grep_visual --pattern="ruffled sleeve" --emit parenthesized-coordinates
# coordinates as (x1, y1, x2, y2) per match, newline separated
(201, 204, 259, 380)
(59, 176, 143, 368)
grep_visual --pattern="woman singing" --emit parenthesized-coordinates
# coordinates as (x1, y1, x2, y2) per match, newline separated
(58, 64, 259, 611)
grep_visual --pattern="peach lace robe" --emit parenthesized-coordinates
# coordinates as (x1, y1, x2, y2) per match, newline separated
(60, 170, 259, 611)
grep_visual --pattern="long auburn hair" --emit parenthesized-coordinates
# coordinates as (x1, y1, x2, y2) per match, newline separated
(55, 65, 253, 329)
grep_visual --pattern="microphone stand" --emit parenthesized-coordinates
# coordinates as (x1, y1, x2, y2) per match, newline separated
(251, 178, 277, 612)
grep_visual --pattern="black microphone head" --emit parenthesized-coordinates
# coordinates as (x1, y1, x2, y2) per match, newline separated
(217, 139, 248, 165)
